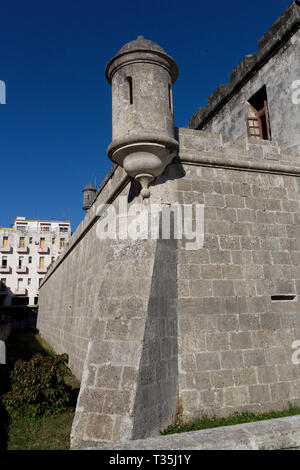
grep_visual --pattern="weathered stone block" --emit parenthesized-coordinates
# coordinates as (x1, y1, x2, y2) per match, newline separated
(249, 385, 271, 404)
(221, 351, 244, 369)
(230, 332, 252, 350)
(211, 370, 235, 388)
(85, 414, 114, 441)
(224, 387, 248, 406)
(195, 352, 221, 371)
(96, 365, 123, 389)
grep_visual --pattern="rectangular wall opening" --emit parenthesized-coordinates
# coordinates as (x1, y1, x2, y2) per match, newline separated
(271, 295, 296, 301)
(247, 85, 271, 141)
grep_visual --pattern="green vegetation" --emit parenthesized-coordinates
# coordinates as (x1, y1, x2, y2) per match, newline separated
(0, 329, 79, 450)
(6, 412, 74, 450)
(2, 353, 72, 418)
(162, 406, 300, 436)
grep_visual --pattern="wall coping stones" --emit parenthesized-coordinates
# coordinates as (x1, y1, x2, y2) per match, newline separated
(189, 1, 300, 130)
(85, 415, 300, 450)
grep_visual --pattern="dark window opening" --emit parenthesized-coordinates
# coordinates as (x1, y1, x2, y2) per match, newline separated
(247, 86, 271, 141)
(271, 295, 296, 301)
(11, 296, 29, 306)
(126, 77, 133, 105)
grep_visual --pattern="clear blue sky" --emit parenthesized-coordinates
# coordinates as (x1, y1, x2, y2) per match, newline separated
(0, 0, 291, 231)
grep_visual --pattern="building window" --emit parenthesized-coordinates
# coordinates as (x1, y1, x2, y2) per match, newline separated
(29, 237, 32, 244)
(28, 278, 31, 286)
(52, 238, 55, 244)
(28, 256, 32, 264)
(39, 257, 45, 269)
(3, 236, 8, 248)
(19, 237, 25, 248)
(246, 85, 271, 140)
(17, 278, 23, 290)
(2, 256, 7, 268)
(34, 297, 38, 305)
(0, 278, 6, 289)
(59, 227, 68, 232)
(16, 224, 27, 232)
(60, 238, 65, 250)
(40, 238, 45, 249)
(18, 256, 24, 268)
(51, 256, 55, 263)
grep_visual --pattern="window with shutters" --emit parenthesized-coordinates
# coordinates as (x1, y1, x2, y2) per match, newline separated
(246, 117, 263, 139)
(246, 86, 271, 141)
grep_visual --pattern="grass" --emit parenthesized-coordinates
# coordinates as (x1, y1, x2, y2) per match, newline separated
(7, 411, 75, 450)
(0, 329, 79, 450)
(162, 406, 300, 436)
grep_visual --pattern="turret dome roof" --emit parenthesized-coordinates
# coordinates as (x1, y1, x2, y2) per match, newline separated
(116, 36, 166, 55)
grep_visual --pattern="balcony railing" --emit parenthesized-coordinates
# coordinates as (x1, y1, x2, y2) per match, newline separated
(0, 266, 11, 274)
(16, 246, 29, 254)
(13, 288, 27, 296)
(0, 245, 12, 253)
(16, 266, 28, 274)
(37, 266, 47, 274)
(2, 227, 70, 234)
(38, 246, 49, 254)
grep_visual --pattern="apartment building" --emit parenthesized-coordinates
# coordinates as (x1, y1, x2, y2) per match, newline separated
(0, 217, 71, 311)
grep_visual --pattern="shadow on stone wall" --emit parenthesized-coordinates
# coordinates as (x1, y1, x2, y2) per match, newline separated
(132, 213, 179, 439)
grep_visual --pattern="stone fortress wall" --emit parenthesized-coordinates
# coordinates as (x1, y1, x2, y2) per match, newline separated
(37, 1, 300, 449)
(38, 131, 300, 448)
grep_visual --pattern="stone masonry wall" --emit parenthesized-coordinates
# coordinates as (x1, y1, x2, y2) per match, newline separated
(38, 127, 300, 447)
(37, 165, 129, 380)
(177, 128, 300, 421)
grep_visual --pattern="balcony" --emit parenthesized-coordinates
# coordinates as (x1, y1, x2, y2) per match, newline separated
(0, 266, 11, 274)
(0, 245, 12, 253)
(16, 246, 29, 254)
(37, 266, 47, 274)
(38, 246, 49, 254)
(16, 266, 28, 274)
(13, 288, 27, 296)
